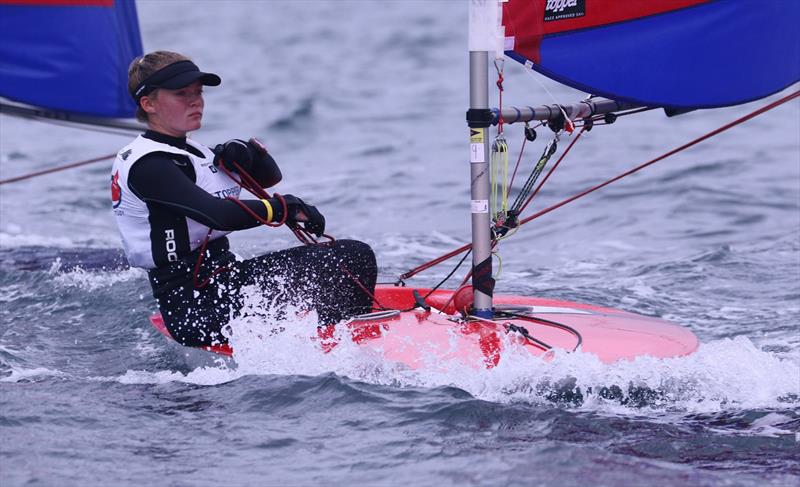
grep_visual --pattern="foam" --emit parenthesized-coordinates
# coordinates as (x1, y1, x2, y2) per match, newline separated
(100, 278, 799, 416)
(117, 297, 799, 417)
(50, 263, 144, 291)
(0, 366, 65, 383)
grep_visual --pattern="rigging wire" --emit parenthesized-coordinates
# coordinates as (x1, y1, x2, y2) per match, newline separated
(398, 88, 800, 282)
(509, 135, 558, 211)
(516, 127, 586, 215)
(508, 121, 544, 190)
(395, 248, 473, 313)
(519, 89, 800, 228)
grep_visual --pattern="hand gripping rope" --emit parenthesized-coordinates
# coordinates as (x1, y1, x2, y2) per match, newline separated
(193, 158, 387, 310)
(192, 159, 326, 288)
(190, 160, 290, 289)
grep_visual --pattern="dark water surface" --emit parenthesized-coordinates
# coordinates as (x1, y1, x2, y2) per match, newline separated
(1, 2, 798, 486)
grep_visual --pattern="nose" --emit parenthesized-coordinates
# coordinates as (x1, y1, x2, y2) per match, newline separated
(190, 92, 203, 107)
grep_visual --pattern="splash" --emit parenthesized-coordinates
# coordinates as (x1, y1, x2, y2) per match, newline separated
(225, 284, 399, 381)
(50, 262, 144, 291)
(116, 366, 240, 386)
(107, 284, 799, 414)
(472, 335, 800, 412)
(222, 293, 800, 413)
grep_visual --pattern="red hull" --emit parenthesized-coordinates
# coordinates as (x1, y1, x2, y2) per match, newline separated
(149, 285, 698, 367)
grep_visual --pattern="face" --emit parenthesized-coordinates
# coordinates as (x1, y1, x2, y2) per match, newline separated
(141, 80, 204, 137)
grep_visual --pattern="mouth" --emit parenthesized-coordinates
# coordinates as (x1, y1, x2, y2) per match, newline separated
(189, 112, 202, 119)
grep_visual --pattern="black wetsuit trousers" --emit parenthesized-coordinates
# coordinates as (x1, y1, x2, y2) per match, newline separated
(148, 238, 378, 348)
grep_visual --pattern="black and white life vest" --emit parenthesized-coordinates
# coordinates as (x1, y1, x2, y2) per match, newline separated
(111, 135, 240, 269)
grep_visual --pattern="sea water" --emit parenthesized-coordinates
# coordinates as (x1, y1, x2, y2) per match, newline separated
(1, 1, 798, 485)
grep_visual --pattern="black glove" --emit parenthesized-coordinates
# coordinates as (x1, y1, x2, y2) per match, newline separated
(213, 138, 257, 173)
(270, 194, 325, 237)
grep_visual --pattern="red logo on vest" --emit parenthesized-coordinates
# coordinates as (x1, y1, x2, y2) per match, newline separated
(111, 170, 122, 208)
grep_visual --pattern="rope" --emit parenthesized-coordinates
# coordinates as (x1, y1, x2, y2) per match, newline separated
(398, 89, 800, 282)
(490, 135, 509, 220)
(508, 133, 559, 215)
(494, 59, 505, 134)
(517, 127, 585, 215)
(519, 89, 800, 227)
(191, 157, 384, 321)
(508, 130, 528, 190)
(0, 153, 115, 185)
(192, 160, 311, 288)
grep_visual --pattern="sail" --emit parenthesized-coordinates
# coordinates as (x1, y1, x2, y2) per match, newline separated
(0, 0, 143, 118)
(502, 0, 800, 109)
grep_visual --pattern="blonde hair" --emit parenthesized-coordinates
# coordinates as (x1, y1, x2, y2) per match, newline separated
(127, 51, 191, 122)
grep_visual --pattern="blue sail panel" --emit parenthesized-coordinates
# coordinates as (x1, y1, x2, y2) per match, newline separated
(0, 1, 143, 118)
(503, 0, 800, 109)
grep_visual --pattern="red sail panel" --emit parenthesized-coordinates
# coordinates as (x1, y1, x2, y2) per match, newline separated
(501, 0, 800, 109)
(503, 0, 709, 64)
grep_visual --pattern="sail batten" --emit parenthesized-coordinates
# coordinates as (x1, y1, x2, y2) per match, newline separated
(503, 0, 800, 109)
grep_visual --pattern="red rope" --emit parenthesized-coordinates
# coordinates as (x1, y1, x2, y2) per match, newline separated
(399, 89, 800, 281)
(399, 242, 472, 281)
(192, 229, 231, 289)
(518, 127, 586, 215)
(519, 89, 800, 227)
(398, 131, 586, 282)
(0, 153, 115, 185)
(339, 263, 387, 310)
(193, 158, 348, 292)
(508, 135, 527, 191)
(496, 70, 505, 134)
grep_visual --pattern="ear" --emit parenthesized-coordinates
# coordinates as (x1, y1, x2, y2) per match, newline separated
(140, 93, 157, 115)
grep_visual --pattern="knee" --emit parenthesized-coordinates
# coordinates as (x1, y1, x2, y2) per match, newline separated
(341, 239, 375, 259)
(336, 239, 376, 270)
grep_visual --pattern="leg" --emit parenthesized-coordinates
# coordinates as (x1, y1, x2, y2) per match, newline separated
(228, 239, 377, 325)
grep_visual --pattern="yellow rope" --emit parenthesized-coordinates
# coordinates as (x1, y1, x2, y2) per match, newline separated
(490, 135, 509, 219)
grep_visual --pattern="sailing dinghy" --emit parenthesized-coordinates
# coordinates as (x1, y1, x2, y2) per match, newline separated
(148, 0, 797, 367)
(2, 0, 797, 368)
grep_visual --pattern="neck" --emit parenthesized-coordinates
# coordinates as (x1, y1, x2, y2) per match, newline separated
(147, 118, 187, 138)
(143, 129, 187, 149)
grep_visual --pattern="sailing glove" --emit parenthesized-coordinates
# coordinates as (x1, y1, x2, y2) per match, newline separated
(213, 138, 269, 174)
(270, 194, 326, 237)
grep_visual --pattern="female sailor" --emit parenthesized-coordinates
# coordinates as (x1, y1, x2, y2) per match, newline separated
(112, 51, 377, 348)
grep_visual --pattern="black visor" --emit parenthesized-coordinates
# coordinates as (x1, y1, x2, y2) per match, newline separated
(132, 60, 221, 102)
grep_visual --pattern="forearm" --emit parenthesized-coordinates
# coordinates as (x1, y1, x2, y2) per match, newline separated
(145, 196, 268, 231)
(128, 154, 271, 231)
